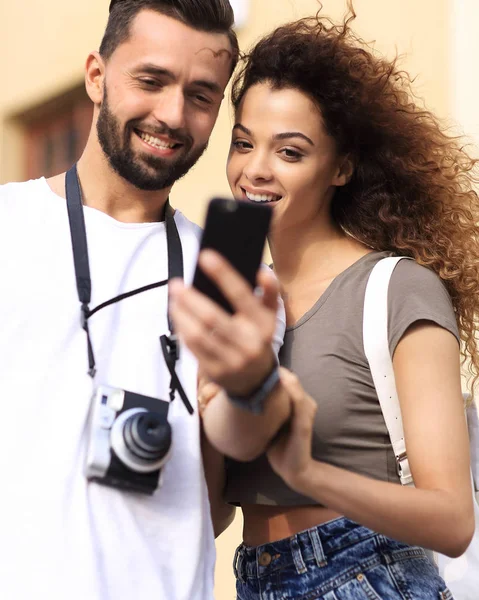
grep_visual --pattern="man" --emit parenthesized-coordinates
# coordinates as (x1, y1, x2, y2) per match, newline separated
(0, 2, 239, 599)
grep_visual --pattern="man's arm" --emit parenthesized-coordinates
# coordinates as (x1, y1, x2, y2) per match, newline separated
(170, 250, 292, 460)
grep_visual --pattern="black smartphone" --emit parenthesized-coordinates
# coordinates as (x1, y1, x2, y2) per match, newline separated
(192, 198, 272, 314)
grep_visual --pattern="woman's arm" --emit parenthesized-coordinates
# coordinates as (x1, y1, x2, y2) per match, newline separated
(198, 373, 236, 537)
(201, 385, 291, 461)
(201, 426, 236, 538)
(268, 323, 474, 557)
(170, 250, 292, 460)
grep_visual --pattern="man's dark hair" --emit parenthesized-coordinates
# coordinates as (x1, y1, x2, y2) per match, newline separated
(100, 0, 239, 74)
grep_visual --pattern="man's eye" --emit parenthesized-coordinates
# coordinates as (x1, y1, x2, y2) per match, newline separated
(192, 94, 213, 105)
(140, 78, 160, 88)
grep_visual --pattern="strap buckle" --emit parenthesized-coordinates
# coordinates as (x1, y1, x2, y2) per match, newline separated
(396, 451, 414, 485)
(80, 304, 90, 330)
(164, 333, 180, 362)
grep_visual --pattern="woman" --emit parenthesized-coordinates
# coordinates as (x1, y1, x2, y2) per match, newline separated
(171, 6, 479, 600)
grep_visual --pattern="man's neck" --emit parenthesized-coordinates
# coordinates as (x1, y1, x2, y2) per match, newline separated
(47, 144, 171, 224)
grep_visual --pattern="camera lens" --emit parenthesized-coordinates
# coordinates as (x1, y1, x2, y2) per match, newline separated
(124, 412, 172, 461)
(123, 411, 171, 461)
(110, 408, 172, 473)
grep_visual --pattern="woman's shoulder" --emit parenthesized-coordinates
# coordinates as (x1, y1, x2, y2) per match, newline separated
(389, 257, 453, 306)
(387, 257, 459, 355)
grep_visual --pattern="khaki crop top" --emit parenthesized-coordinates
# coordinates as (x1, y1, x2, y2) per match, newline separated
(224, 252, 460, 506)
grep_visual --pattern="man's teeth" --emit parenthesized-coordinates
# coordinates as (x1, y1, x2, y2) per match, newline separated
(139, 132, 176, 150)
(245, 191, 280, 202)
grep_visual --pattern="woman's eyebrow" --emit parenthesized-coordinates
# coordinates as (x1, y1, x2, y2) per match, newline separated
(273, 132, 314, 146)
(233, 123, 252, 135)
(232, 124, 314, 146)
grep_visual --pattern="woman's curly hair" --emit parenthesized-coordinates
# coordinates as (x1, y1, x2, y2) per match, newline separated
(232, 3, 479, 396)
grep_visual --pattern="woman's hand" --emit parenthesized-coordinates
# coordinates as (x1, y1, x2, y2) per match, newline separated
(266, 368, 318, 491)
(263, 325, 474, 558)
(197, 373, 221, 416)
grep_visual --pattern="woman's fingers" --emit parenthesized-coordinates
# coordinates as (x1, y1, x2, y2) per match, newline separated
(266, 368, 317, 486)
(198, 379, 221, 415)
(278, 367, 318, 429)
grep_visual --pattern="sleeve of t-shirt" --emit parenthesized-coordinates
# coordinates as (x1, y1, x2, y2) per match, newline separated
(387, 259, 460, 357)
(260, 263, 285, 357)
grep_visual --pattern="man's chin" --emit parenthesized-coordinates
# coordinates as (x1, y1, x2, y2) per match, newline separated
(110, 142, 206, 190)
(109, 163, 169, 191)
(130, 174, 173, 192)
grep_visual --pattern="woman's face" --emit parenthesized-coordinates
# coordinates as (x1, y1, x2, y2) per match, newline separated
(227, 83, 349, 233)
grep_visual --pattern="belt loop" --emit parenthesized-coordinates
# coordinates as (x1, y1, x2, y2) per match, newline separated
(233, 544, 240, 580)
(290, 534, 307, 574)
(308, 527, 327, 567)
(233, 544, 246, 583)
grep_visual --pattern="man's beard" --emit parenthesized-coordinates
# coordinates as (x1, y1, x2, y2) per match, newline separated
(96, 89, 208, 191)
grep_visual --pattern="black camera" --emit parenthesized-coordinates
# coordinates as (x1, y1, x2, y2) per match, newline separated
(84, 386, 172, 494)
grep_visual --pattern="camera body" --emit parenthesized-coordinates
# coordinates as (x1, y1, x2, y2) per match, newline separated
(84, 385, 172, 494)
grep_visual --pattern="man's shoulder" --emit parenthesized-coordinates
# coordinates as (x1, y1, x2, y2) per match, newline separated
(0, 177, 50, 207)
(0, 177, 45, 193)
(174, 210, 202, 241)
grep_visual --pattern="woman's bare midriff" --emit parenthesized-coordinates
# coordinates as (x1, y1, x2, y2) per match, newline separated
(241, 504, 342, 547)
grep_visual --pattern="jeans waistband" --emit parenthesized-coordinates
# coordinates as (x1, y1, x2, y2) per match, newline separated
(233, 517, 382, 583)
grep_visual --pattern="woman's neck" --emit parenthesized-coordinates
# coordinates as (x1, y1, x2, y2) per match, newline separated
(269, 217, 371, 325)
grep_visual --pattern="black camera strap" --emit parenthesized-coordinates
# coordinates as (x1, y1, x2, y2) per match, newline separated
(65, 164, 193, 415)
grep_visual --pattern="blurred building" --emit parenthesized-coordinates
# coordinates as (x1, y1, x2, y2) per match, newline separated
(0, 1, 477, 598)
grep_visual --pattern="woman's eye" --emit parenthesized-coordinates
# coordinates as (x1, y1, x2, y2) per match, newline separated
(281, 148, 303, 160)
(232, 140, 252, 151)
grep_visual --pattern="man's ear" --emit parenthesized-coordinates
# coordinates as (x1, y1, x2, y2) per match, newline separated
(85, 51, 105, 105)
(332, 154, 355, 187)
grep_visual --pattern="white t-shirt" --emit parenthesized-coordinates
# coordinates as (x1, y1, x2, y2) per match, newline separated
(0, 178, 214, 600)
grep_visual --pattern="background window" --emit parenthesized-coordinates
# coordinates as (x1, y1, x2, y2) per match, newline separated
(22, 86, 93, 180)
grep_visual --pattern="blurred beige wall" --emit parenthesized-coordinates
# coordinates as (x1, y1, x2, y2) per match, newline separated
(451, 0, 479, 147)
(0, 1, 477, 598)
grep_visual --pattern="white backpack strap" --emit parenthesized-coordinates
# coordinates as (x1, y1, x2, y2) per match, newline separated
(363, 256, 414, 486)
(465, 397, 479, 495)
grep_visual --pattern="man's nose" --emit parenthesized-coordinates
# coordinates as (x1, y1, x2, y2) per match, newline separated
(152, 86, 186, 133)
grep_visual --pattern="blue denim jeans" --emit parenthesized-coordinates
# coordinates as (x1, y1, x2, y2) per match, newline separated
(233, 517, 453, 600)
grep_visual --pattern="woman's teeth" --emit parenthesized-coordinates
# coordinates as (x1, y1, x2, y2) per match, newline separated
(139, 131, 176, 150)
(245, 191, 280, 203)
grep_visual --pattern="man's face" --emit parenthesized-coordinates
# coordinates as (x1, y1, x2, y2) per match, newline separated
(96, 10, 232, 191)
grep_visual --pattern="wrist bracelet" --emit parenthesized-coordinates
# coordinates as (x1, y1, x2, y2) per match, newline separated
(227, 364, 280, 415)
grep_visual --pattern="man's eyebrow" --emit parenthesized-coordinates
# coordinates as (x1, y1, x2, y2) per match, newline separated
(192, 79, 222, 95)
(132, 64, 222, 95)
(132, 64, 174, 78)
(233, 124, 314, 146)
